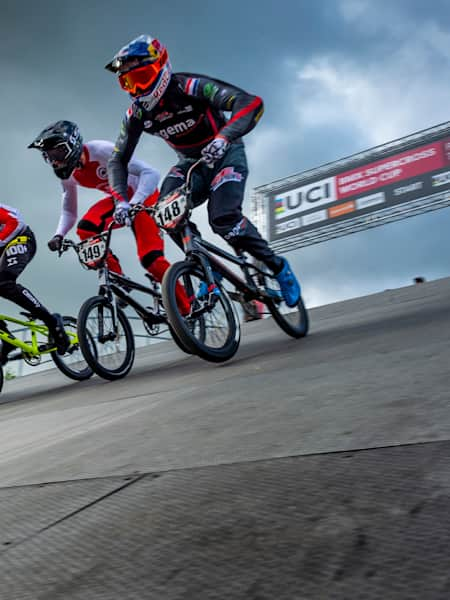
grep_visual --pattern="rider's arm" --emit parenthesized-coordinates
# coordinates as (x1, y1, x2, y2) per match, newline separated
(181, 75, 264, 142)
(107, 108, 145, 203)
(127, 157, 160, 205)
(55, 178, 78, 237)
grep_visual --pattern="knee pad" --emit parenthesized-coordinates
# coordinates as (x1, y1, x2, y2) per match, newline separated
(140, 250, 164, 271)
(144, 254, 170, 282)
(77, 219, 99, 239)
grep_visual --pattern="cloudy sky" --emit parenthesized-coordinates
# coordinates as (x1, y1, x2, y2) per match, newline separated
(2, 0, 450, 318)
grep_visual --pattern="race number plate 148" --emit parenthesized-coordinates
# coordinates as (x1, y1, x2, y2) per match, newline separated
(155, 190, 187, 229)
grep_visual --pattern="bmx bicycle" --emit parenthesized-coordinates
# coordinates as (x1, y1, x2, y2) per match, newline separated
(0, 312, 93, 393)
(135, 158, 309, 363)
(59, 216, 197, 380)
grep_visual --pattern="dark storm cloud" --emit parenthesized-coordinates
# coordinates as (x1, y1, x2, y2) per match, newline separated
(0, 0, 450, 314)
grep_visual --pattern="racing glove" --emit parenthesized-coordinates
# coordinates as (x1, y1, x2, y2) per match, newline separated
(114, 201, 131, 227)
(48, 234, 63, 252)
(201, 136, 229, 167)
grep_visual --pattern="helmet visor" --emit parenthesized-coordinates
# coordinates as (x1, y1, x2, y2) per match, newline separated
(118, 51, 167, 96)
(43, 142, 72, 166)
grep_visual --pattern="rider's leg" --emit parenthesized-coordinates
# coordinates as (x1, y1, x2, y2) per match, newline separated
(0, 229, 70, 354)
(77, 197, 123, 274)
(132, 200, 191, 315)
(207, 144, 300, 307)
(159, 162, 209, 250)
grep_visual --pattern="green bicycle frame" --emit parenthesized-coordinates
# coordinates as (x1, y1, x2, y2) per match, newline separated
(0, 314, 78, 357)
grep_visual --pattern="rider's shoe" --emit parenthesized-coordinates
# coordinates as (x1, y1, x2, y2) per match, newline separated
(274, 258, 301, 307)
(49, 314, 70, 355)
(197, 271, 222, 299)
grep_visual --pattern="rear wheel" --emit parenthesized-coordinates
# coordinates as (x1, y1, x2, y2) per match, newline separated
(51, 316, 94, 381)
(258, 271, 309, 338)
(77, 296, 135, 380)
(162, 261, 240, 363)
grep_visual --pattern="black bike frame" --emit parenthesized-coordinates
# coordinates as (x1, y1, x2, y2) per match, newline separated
(62, 222, 166, 328)
(179, 221, 276, 304)
(146, 157, 280, 306)
(107, 272, 166, 326)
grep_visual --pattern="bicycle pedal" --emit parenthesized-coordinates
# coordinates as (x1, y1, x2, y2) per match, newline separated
(38, 343, 52, 352)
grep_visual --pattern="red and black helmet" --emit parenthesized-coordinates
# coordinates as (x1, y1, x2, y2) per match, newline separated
(105, 35, 172, 108)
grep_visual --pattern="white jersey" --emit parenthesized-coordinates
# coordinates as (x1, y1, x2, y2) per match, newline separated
(55, 140, 159, 236)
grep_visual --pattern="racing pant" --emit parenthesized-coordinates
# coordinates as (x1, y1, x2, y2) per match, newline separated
(159, 143, 282, 273)
(77, 193, 190, 313)
(0, 227, 59, 329)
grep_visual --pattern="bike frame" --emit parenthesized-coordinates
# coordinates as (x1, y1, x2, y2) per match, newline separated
(0, 313, 79, 359)
(180, 224, 272, 303)
(148, 158, 281, 307)
(61, 221, 167, 332)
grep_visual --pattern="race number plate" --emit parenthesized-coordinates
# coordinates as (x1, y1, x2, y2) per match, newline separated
(154, 190, 187, 229)
(78, 236, 107, 268)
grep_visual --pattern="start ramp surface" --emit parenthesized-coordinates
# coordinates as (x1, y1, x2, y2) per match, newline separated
(0, 277, 449, 598)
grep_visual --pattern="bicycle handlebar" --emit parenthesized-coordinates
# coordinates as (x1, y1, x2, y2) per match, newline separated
(59, 158, 206, 257)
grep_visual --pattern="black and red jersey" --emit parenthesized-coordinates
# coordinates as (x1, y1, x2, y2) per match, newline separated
(108, 73, 264, 202)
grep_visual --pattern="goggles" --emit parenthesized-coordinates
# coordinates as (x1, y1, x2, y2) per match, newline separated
(118, 50, 168, 96)
(43, 142, 72, 166)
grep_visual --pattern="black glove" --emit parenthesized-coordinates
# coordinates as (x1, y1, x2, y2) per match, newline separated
(48, 234, 63, 252)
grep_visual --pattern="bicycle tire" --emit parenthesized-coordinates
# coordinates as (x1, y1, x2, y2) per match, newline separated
(77, 296, 135, 380)
(162, 260, 240, 363)
(167, 322, 201, 354)
(51, 316, 94, 381)
(266, 294, 309, 338)
(0, 365, 3, 393)
(257, 266, 309, 338)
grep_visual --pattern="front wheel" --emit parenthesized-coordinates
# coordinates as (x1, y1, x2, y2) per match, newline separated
(51, 316, 94, 381)
(77, 296, 135, 380)
(162, 261, 240, 363)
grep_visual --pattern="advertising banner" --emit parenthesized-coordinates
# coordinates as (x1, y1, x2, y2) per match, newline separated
(268, 133, 450, 242)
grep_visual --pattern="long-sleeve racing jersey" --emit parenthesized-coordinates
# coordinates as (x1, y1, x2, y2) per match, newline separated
(0, 204, 27, 248)
(108, 73, 264, 203)
(56, 139, 159, 237)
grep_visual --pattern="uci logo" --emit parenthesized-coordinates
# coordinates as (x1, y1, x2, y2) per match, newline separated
(275, 177, 337, 219)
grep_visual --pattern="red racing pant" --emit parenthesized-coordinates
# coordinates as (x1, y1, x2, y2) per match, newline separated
(76, 192, 190, 314)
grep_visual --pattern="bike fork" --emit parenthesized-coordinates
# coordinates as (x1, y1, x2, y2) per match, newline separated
(97, 283, 121, 342)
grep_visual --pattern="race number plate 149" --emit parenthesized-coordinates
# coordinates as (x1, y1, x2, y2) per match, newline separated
(79, 237, 106, 267)
(155, 190, 187, 229)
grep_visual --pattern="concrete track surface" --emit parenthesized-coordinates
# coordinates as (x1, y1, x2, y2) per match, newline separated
(1, 277, 450, 599)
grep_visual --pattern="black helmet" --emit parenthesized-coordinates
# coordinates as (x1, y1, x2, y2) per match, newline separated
(28, 120, 83, 179)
